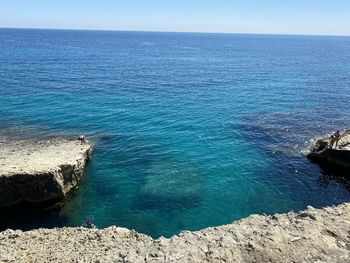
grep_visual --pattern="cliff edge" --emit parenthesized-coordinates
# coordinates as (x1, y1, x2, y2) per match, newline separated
(307, 130, 350, 173)
(0, 139, 92, 207)
(1, 203, 349, 262)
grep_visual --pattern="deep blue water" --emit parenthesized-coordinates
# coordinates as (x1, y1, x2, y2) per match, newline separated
(1, 29, 350, 238)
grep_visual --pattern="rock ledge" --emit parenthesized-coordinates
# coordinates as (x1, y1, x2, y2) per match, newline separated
(1, 203, 350, 262)
(0, 139, 92, 207)
(307, 130, 350, 173)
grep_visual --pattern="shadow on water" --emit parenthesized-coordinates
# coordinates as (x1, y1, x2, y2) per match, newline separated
(318, 171, 350, 192)
(0, 205, 69, 231)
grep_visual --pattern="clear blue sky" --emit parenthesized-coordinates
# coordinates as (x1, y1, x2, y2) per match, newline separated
(1, 0, 350, 35)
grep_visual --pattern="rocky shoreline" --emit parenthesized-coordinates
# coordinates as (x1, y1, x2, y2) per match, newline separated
(1, 134, 350, 262)
(0, 139, 92, 207)
(0, 203, 349, 262)
(307, 130, 350, 174)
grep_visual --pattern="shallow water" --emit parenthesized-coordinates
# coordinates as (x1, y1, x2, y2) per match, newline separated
(0, 29, 350, 237)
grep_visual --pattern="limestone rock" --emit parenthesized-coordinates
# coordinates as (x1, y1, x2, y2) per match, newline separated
(0, 139, 92, 207)
(1, 203, 350, 262)
(307, 130, 350, 173)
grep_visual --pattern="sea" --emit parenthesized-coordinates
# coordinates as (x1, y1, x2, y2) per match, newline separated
(0, 28, 350, 238)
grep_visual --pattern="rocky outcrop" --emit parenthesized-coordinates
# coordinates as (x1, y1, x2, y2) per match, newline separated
(0, 139, 92, 207)
(307, 130, 350, 173)
(0, 203, 350, 262)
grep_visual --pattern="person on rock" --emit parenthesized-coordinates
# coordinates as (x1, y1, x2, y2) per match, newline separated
(334, 131, 341, 149)
(85, 219, 95, 229)
(329, 135, 336, 149)
(78, 135, 86, 144)
(330, 131, 341, 149)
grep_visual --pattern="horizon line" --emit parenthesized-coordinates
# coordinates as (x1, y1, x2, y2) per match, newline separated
(1, 26, 350, 38)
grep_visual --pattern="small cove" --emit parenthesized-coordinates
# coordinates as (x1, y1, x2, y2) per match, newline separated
(1, 29, 350, 238)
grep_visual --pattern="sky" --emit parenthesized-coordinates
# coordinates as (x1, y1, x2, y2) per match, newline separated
(1, 0, 350, 35)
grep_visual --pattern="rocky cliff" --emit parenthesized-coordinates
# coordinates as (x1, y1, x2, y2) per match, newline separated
(0, 139, 92, 207)
(307, 130, 350, 173)
(1, 135, 350, 262)
(0, 203, 349, 262)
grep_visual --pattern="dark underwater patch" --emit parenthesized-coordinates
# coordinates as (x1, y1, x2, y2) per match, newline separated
(135, 158, 203, 210)
(237, 111, 350, 157)
(0, 205, 69, 231)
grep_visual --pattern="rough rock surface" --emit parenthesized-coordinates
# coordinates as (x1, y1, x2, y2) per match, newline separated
(0, 139, 92, 207)
(1, 203, 350, 262)
(307, 130, 350, 173)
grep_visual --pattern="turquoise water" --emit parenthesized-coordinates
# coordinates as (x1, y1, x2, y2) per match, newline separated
(1, 29, 350, 238)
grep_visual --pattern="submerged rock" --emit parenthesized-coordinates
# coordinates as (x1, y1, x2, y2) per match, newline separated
(307, 130, 350, 173)
(0, 139, 92, 207)
(139, 160, 203, 208)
